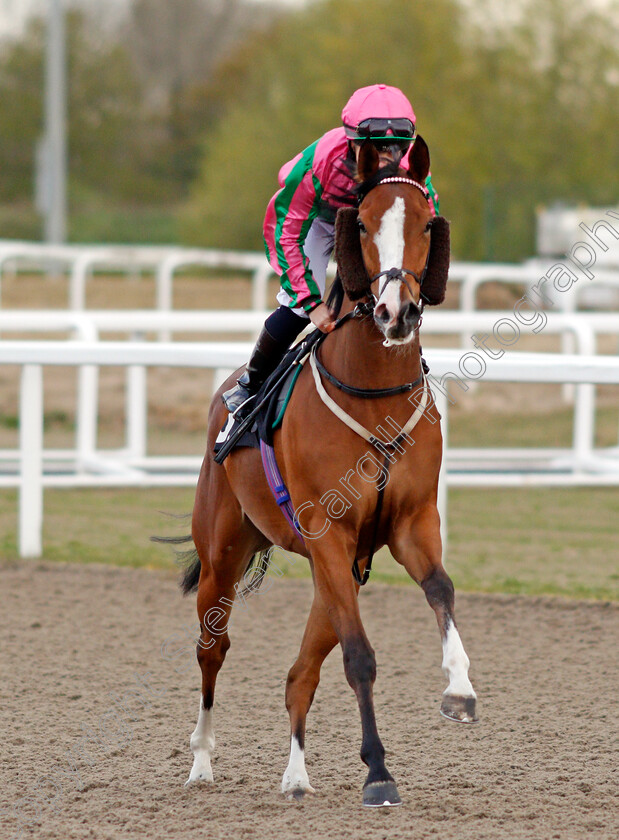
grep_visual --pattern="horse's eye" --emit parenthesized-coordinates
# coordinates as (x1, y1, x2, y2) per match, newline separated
(424, 219, 434, 233)
(357, 219, 367, 234)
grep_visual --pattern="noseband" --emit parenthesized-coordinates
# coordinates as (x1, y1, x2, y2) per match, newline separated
(372, 266, 424, 303)
(363, 176, 432, 305)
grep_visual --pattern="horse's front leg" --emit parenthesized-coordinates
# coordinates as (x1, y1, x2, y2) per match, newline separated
(311, 534, 401, 807)
(391, 504, 478, 723)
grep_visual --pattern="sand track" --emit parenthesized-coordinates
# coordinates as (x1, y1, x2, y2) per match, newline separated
(1, 560, 617, 839)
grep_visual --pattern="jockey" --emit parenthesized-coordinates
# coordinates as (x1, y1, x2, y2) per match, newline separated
(223, 83, 439, 416)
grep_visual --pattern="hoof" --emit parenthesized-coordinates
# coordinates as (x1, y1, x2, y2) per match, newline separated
(185, 759, 214, 786)
(362, 780, 402, 807)
(184, 773, 213, 787)
(286, 786, 313, 802)
(281, 773, 315, 800)
(440, 694, 478, 724)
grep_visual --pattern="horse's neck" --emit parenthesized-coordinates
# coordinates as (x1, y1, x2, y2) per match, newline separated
(323, 309, 422, 391)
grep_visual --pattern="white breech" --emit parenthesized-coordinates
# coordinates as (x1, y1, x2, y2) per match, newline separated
(276, 217, 334, 315)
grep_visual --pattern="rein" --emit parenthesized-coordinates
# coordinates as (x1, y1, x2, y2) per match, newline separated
(314, 345, 423, 398)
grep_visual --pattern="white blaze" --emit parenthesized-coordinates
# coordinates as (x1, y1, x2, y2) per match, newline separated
(374, 196, 406, 317)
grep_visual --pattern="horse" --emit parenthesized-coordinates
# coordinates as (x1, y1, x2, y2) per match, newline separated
(180, 137, 478, 808)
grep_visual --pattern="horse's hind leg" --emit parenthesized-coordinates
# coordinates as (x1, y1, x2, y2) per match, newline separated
(186, 560, 240, 785)
(391, 505, 478, 723)
(186, 481, 266, 784)
(282, 592, 339, 798)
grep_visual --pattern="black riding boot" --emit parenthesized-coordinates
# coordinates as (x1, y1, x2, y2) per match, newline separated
(222, 327, 289, 416)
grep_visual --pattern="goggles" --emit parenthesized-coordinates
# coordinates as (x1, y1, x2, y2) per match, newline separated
(345, 117, 416, 141)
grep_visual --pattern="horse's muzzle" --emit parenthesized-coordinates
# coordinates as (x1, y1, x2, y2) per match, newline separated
(374, 300, 421, 342)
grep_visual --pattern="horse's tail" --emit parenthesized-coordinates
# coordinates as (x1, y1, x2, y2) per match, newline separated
(150, 532, 201, 595)
(151, 532, 271, 599)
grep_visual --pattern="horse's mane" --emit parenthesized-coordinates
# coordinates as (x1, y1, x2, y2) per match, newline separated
(351, 159, 403, 203)
(326, 273, 345, 317)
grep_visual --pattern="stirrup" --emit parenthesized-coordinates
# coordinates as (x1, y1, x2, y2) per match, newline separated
(222, 381, 252, 414)
(232, 393, 258, 420)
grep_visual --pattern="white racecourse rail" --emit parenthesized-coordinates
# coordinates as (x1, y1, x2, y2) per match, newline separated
(2, 239, 619, 318)
(5, 341, 619, 558)
(0, 241, 275, 316)
(2, 308, 617, 474)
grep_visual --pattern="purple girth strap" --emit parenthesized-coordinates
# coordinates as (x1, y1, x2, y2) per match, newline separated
(259, 440, 305, 543)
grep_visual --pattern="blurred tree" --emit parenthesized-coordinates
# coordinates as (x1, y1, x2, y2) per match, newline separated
(181, 0, 467, 249)
(451, 0, 619, 259)
(0, 16, 44, 203)
(1, 0, 616, 251)
(180, 0, 619, 261)
(0, 1, 281, 239)
(0, 11, 174, 217)
(123, 0, 253, 104)
(65, 11, 171, 203)
(121, 0, 277, 191)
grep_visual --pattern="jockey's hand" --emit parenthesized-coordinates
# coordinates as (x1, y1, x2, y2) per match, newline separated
(309, 302, 336, 333)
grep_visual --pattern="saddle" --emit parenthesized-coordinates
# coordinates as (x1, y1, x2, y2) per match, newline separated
(213, 336, 314, 457)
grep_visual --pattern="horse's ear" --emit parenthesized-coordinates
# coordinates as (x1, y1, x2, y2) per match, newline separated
(356, 142, 380, 182)
(423, 216, 450, 306)
(407, 135, 430, 183)
(334, 207, 371, 300)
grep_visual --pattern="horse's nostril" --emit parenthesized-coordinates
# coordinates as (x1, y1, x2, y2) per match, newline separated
(374, 303, 390, 324)
(403, 302, 420, 325)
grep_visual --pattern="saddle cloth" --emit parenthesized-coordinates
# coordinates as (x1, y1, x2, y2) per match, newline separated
(213, 348, 305, 456)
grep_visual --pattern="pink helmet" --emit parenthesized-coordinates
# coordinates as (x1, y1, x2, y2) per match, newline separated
(341, 84, 416, 143)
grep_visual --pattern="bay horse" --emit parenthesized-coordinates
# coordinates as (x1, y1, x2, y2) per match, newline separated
(182, 138, 477, 807)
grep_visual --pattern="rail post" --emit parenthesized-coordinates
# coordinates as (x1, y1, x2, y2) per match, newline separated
(19, 365, 44, 558)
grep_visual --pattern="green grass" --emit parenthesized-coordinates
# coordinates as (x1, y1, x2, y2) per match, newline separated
(343, 485, 619, 601)
(0, 411, 74, 432)
(449, 401, 619, 449)
(0, 487, 193, 571)
(1, 482, 617, 601)
(444, 486, 619, 600)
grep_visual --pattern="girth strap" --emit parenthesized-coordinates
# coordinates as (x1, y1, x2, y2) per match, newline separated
(309, 347, 431, 586)
(351, 449, 391, 586)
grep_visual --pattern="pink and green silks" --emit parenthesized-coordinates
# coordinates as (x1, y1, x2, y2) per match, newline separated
(263, 127, 439, 313)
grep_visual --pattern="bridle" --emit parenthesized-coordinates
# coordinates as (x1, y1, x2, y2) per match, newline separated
(309, 174, 435, 586)
(320, 172, 434, 396)
(362, 175, 433, 306)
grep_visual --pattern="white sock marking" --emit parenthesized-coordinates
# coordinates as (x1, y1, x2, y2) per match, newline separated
(281, 735, 315, 795)
(442, 619, 476, 698)
(186, 697, 215, 784)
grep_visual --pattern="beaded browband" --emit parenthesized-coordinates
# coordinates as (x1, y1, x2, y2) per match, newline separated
(374, 176, 429, 200)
